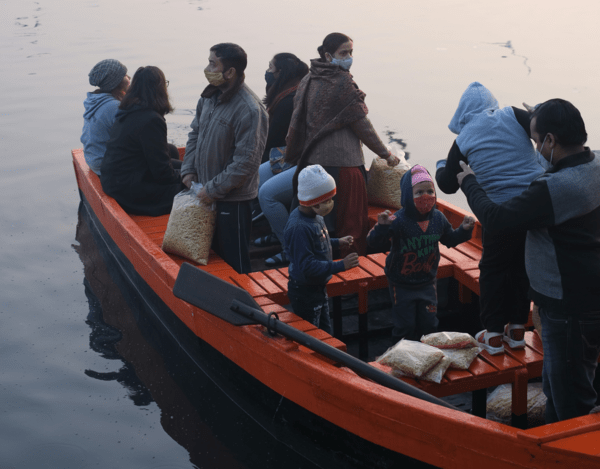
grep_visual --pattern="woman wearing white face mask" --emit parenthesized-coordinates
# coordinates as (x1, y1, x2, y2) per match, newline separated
(285, 32, 399, 258)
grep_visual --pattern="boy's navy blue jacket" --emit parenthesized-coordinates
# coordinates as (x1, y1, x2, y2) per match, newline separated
(367, 169, 472, 287)
(284, 208, 345, 286)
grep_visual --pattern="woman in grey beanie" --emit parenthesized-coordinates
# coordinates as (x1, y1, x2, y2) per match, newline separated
(81, 59, 130, 175)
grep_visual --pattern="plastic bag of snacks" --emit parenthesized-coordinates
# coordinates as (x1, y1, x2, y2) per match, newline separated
(367, 144, 411, 210)
(441, 347, 480, 370)
(421, 331, 478, 349)
(392, 355, 452, 384)
(376, 339, 445, 379)
(162, 182, 216, 265)
(421, 331, 480, 370)
(486, 383, 547, 427)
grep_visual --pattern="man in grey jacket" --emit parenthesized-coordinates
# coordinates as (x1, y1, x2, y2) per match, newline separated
(182, 43, 268, 273)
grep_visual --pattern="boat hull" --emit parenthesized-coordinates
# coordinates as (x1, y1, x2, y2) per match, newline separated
(78, 192, 432, 468)
(73, 149, 600, 469)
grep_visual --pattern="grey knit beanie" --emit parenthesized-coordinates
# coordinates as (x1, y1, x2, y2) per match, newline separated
(88, 59, 127, 92)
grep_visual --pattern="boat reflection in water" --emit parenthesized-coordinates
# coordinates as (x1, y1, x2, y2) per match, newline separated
(75, 203, 429, 469)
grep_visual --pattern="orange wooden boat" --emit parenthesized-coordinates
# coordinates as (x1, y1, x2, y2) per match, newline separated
(72, 148, 600, 468)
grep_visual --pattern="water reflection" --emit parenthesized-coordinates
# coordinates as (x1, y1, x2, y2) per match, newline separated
(73, 204, 325, 468)
(82, 277, 153, 407)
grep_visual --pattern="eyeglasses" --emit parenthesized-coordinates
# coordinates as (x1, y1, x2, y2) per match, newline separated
(165, 80, 169, 88)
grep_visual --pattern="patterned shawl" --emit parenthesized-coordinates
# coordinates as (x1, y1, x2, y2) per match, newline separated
(284, 59, 368, 168)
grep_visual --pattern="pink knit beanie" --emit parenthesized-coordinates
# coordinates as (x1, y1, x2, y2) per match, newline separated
(411, 165, 433, 186)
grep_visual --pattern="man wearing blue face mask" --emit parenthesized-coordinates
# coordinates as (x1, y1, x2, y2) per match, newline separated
(457, 98, 600, 423)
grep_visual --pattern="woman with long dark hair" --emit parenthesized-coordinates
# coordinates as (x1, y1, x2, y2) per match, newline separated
(81, 59, 130, 175)
(251, 53, 308, 266)
(100, 66, 183, 216)
(285, 33, 399, 257)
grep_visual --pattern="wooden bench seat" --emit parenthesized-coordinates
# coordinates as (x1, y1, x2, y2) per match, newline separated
(370, 331, 544, 427)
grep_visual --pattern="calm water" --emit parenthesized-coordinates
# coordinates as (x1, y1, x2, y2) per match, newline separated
(1, 0, 600, 467)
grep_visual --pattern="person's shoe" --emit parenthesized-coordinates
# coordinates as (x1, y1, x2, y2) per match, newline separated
(475, 330, 505, 355)
(265, 251, 289, 267)
(251, 208, 264, 222)
(253, 234, 280, 247)
(503, 324, 526, 349)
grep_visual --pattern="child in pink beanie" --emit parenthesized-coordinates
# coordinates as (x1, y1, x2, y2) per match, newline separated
(368, 164, 475, 340)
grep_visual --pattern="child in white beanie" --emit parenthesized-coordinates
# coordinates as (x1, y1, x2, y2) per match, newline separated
(283, 165, 359, 332)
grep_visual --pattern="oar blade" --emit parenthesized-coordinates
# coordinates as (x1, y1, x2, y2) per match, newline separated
(173, 262, 259, 326)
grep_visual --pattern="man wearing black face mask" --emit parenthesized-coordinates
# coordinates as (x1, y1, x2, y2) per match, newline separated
(181, 43, 268, 274)
(457, 99, 600, 423)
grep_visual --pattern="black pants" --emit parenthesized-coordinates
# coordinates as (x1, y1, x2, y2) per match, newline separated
(211, 200, 252, 274)
(478, 229, 531, 333)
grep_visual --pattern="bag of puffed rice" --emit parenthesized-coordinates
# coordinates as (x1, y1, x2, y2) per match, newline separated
(441, 347, 480, 370)
(420, 331, 478, 349)
(376, 339, 444, 379)
(392, 355, 452, 384)
(162, 182, 216, 265)
(367, 144, 411, 210)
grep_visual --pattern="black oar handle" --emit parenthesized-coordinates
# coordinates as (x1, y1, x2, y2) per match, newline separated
(231, 300, 457, 411)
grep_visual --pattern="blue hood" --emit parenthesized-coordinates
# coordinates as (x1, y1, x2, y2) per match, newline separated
(447, 82, 543, 204)
(400, 166, 436, 221)
(448, 82, 499, 135)
(83, 92, 119, 119)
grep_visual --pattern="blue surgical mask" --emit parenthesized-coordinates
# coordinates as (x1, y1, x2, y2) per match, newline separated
(331, 56, 353, 71)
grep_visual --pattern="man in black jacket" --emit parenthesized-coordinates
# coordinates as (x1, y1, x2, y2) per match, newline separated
(457, 98, 600, 423)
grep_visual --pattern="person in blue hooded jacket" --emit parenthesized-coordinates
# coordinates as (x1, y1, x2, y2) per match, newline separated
(81, 59, 130, 175)
(435, 82, 544, 355)
(367, 165, 475, 340)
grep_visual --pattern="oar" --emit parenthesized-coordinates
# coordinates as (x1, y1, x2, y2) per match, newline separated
(173, 262, 458, 411)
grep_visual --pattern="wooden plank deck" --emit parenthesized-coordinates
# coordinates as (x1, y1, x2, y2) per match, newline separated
(121, 159, 547, 427)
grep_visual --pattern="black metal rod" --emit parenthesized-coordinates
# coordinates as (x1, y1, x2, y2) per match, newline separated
(231, 300, 458, 411)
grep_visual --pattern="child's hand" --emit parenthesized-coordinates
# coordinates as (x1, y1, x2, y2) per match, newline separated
(343, 252, 360, 270)
(462, 216, 476, 230)
(377, 210, 394, 225)
(339, 236, 353, 247)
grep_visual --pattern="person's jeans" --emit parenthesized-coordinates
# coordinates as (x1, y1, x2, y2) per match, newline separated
(258, 162, 294, 247)
(540, 307, 600, 422)
(287, 280, 332, 334)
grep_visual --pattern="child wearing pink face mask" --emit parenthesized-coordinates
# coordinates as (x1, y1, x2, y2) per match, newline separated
(284, 165, 359, 332)
(367, 165, 475, 340)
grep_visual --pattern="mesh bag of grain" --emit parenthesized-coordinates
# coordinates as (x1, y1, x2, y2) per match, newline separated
(367, 144, 411, 210)
(421, 331, 478, 349)
(162, 182, 216, 265)
(376, 339, 445, 379)
(486, 383, 546, 427)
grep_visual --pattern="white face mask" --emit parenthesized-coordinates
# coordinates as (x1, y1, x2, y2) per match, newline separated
(331, 56, 353, 71)
(312, 199, 334, 217)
